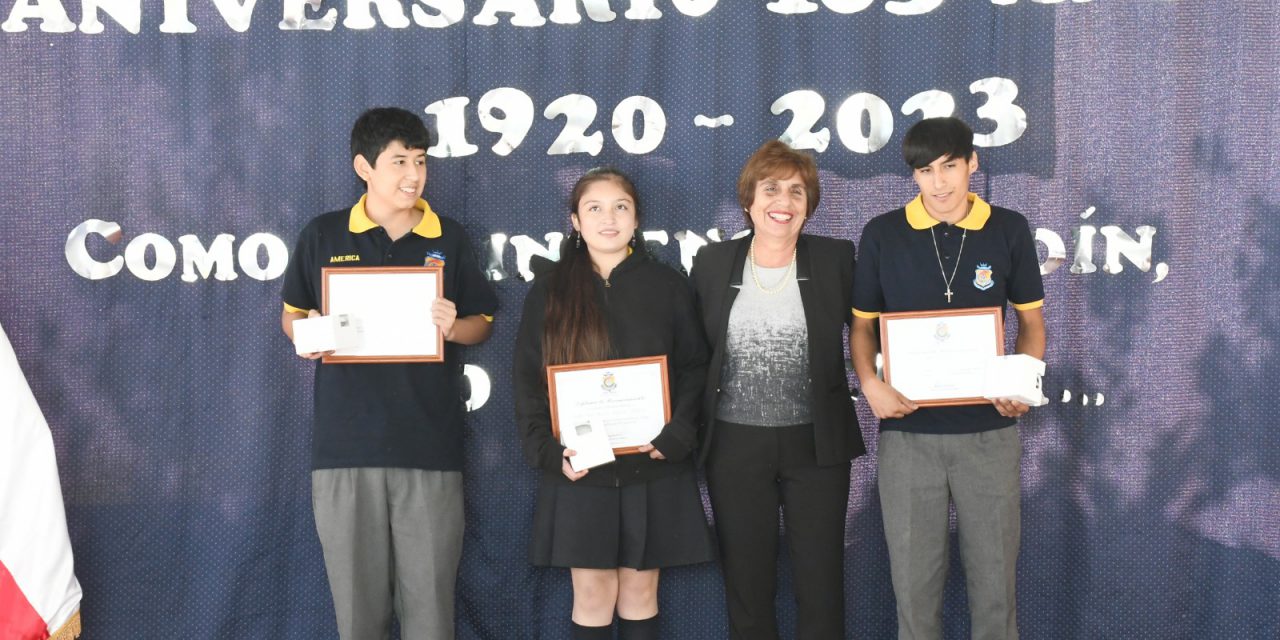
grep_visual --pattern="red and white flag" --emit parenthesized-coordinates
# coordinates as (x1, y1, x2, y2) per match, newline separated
(0, 322, 82, 640)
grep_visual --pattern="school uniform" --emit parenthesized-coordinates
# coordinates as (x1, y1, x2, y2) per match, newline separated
(854, 193, 1044, 640)
(281, 195, 498, 640)
(512, 248, 714, 570)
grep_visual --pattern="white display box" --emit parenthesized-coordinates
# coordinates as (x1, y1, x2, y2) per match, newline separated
(982, 354, 1047, 407)
(292, 313, 363, 356)
(561, 418, 616, 472)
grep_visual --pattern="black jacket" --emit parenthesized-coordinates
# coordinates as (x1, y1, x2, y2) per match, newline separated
(513, 249, 709, 487)
(690, 233, 865, 466)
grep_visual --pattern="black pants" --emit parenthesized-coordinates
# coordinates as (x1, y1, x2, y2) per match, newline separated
(705, 421, 851, 640)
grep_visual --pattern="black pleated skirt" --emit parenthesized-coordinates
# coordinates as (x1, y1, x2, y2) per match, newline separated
(529, 466, 715, 570)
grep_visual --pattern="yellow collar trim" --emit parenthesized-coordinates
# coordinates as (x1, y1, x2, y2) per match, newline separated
(905, 193, 991, 231)
(348, 195, 442, 238)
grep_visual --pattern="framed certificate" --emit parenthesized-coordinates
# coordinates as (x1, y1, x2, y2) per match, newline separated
(321, 266, 443, 364)
(546, 355, 671, 456)
(879, 307, 1004, 407)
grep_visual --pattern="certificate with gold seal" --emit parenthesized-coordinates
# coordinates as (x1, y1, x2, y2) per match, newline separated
(546, 355, 671, 456)
(879, 307, 1004, 407)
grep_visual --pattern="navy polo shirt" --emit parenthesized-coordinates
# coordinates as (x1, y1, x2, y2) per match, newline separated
(281, 195, 498, 470)
(853, 193, 1044, 435)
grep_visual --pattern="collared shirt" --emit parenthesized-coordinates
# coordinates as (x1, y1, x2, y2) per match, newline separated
(853, 193, 1044, 434)
(281, 195, 498, 470)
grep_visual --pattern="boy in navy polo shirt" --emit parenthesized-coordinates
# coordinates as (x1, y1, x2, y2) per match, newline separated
(851, 117, 1045, 640)
(280, 107, 498, 640)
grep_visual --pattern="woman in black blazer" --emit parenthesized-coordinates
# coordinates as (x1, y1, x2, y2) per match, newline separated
(690, 141, 866, 640)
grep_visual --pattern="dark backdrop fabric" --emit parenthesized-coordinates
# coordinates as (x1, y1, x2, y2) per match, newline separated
(0, 1, 1276, 638)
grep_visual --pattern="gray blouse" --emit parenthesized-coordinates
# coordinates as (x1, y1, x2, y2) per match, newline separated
(715, 261, 812, 426)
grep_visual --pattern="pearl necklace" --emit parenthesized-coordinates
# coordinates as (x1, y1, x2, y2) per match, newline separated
(748, 235, 797, 294)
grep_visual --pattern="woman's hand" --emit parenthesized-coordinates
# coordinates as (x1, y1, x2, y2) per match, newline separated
(637, 443, 666, 460)
(561, 449, 589, 481)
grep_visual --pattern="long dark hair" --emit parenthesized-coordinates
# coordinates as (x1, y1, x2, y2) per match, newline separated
(542, 168, 641, 366)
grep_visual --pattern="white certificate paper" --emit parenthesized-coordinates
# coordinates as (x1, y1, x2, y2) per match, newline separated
(880, 307, 1004, 406)
(322, 267, 443, 363)
(547, 356, 671, 455)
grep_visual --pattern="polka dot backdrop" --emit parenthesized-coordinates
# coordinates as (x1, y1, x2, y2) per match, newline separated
(0, 2, 1276, 639)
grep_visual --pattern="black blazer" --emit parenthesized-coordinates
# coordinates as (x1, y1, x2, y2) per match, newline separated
(690, 233, 865, 467)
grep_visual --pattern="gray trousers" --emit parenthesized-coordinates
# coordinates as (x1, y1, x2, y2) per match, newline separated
(312, 468, 464, 640)
(878, 427, 1021, 640)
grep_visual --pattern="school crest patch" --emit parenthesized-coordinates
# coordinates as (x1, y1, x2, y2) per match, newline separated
(601, 372, 617, 393)
(973, 263, 994, 291)
(423, 250, 446, 268)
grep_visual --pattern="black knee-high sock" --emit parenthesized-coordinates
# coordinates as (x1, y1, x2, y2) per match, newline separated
(571, 621, 613, 640)
(617, 614, 659, 640)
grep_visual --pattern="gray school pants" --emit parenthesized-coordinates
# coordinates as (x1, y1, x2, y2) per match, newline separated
(878, 426, 1021, 640)
(312, 468, 464, 640)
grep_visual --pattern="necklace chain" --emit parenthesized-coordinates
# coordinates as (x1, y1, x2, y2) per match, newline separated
(930, 226, 966, 304)
(748, 235, 797, 294)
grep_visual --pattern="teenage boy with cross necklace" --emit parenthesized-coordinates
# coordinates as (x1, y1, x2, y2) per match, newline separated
(851, 116, 1046, 640)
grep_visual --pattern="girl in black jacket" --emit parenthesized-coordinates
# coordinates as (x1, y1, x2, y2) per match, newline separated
(513, 168, 713, 640)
